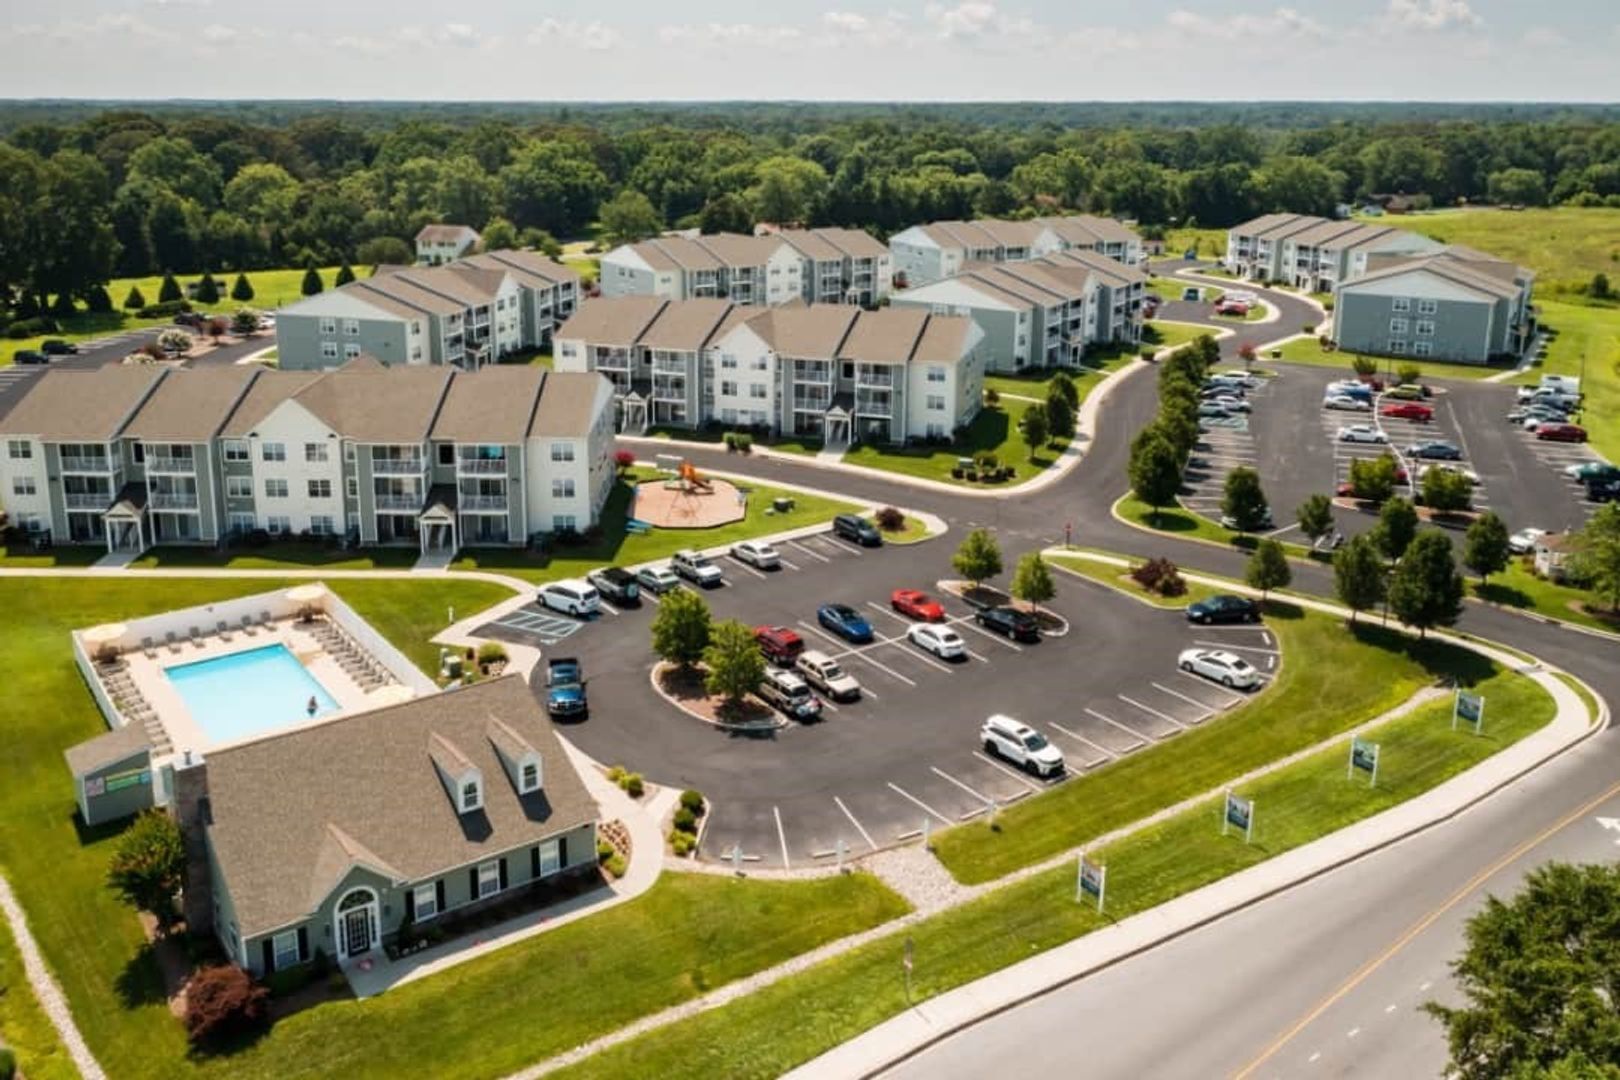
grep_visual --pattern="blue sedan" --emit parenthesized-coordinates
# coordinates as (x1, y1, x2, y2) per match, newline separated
(817, 603, 874, 644)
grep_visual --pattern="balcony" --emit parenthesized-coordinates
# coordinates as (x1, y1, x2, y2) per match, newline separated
(855, 393, 894, 415)
(149, 492, 199, 511)
(856, 370, 894, 389)
(652, 358, 689, 376)
(457, 458, 508, 476)
(144, 454, 196, 474)
(59, 454, 113, 473)
(64, 492, 112, 510)
(592, 351, 633, 371)
(459, 495, 509, 513)
(375, 493, 423, 512)
(652, 381, 685, 402)
(792, 393, 832, 412)
(372, 457, 424, 475)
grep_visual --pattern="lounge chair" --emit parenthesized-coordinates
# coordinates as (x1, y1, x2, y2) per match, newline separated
(141, 637, 158, 659)
(216, 620, 234, 642)
(240, 615, 257, 636)
(188, 626, 204, 649)
(164, 631, 181, 655)
(258, 611, 273, 630)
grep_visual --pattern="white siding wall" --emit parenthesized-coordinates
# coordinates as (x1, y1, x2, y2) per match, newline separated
(248, 402, 345, 534)
(0, 437, 51, 532)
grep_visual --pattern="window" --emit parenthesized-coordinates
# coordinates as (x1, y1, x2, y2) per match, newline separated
(262, 442, 285, 462)
(265, 479, 288, 498)
(411, 322, 421, 336)
(12, 477, 36, 496)
(749, 384, 767, 400)
(321, 342, 339, 360)
(476, 860, 500, 898)
(1389, 318, 1409, 334)
(751, 356, 768, 371)
(926, 365, 946, 383)
(343, 318, 359, 336)
(346, 476, 358, 499)
(1389, 339, 1409, 355)
(308, 479, 332, 499)
(343, 442, 356, 462)
(1413, 341, 1434, 357)
(343, 344, 361, 359)
(549, 443, 574, 463)
(222, 440, 249, 462)
(1416, 320, 1435, 336)
(926, 394, 946, 411)
(521, 761, 539, 792)
(1391, 298, 1411, 313)
(553, 514, 577, 531)
(319, 317, 336, 334)
(228, 512, 255, 533)
(309, 515, 335, 535)
(552, 478, 576, 499)
(721, 380, 738, 397)
(435, 443, 454, 467)
(226, 476, 253, 499)
(266, 515, 291, 535)
(7, 439, 29, 460)
(1417, 299, 1438, 315)
(538, 839, 561, 876)
(462, 780, 482, 813)
(304, 442, 329, 463)
(413, 883, 439, 921)
(272, 930, 300, 970)
(720, 354, 738, 370)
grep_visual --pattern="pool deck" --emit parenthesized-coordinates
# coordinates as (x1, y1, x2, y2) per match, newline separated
(121, 617, 401, 753)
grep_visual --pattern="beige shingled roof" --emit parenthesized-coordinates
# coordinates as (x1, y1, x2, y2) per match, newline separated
(1346, 253, 1523, 301)
(430, 367, 545, 443)
(744, 304, 860, 358)
(695, 232, 787, 266)
(0, 367, 164, 441)
(63, 721, 151, 777)
(416, 224, 478, 244)
(351, 276, 464, 318)
(120, 367, 259, 442)
(776, 228, 844, 262)
(556, 296, 668, 347)
(290, 360, 452, 443)
(647, 236, 724, 272)
(638, 299, 736, 352)
(912, 314, 976, 365)
(926, 221, 998, 250)
(466, 249, 580, 288)
(973, 219, 1045, 248)
(815, 226, 888, 260)
(219, 371, 327, 438)
(203, 675, 599, 937)
(838, 308, 930, 365)
(530, 372, 607, 438)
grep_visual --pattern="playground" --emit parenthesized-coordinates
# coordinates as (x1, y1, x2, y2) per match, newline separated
(630, 458, 748, 529)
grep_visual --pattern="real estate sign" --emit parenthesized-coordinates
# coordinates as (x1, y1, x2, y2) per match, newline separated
(1348, 736, 1380, 787)
(1223, 790, 1255, 843)
(1077, 851, 1107, 912)
(1453, 690, 1485, 734)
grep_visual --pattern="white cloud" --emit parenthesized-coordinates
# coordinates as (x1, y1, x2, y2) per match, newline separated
(657, 22, 804, 49)
(923, 2, 1035, 41)
(526, 19, 623, 51)
(821, 11, 908, 47)
(1166, 7, 1326, 41)
(199, 23, 236, 43)
(1523, 27, 1567, 48)
(15, 13, 175, 43)
(440, 23, 479, 48)
(1383, 0, 1481, 32)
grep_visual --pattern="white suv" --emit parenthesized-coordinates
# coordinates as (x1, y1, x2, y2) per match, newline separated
(672, 549, 724, 588)
(537, 580, 600, 616)
(981, 714, 1064, 777)
(796, 650, 861, 702)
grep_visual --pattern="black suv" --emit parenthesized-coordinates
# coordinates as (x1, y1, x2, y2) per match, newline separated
(1185, 594, 1261, 625)
(975, 606, 1040, 642)
(832, 513, 882, 547)
(40, 339, 78, 355)
(585, 566, 640, 605)
(13, 349, 49, 365)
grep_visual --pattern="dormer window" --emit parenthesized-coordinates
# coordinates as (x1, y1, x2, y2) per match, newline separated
(521, 761, 539, 793)
(461, 778, 482, 812)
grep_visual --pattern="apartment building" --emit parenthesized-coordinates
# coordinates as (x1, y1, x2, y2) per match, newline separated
(0, 360, 614, 556)
(597, 233, 802, 306)
(275, 249, 579, 371)
(1333, 249, 1536, 365)
(1223, 213, 1441, 288)
(415, 224, 481, 265)
(887, 214, 1144, 286)
(772, 227, 895, 306)
(555, 298, 983, 445)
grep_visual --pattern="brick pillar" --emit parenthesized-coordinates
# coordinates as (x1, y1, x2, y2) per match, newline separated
(170, 752, 214, 935)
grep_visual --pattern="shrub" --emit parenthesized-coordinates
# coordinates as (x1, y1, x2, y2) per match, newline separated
(123, 285, 147, 309)
(264, 964, 313, 998)
(1303, 323, 1317, 334)
(621, 772, 645, 798)
(183, 965, 269, 1045)
(1130, 557, 1187, 597)
(984, 386, 1000, 404)
(613, 449, 635, 472)
(669, 830, 695, 856)
(6, 318, 56, 339)
(231, 273, 255, 302)
(85, 285, 114, 313)
(0, 1048, 13, 1080)
(673, 806, 698, 833)
(604, 853, 627, 877)
(874, 506, 906, 531)
(194, 272, 221, 304)
(680, 789, 706, 815)
(137, 300, 190, 318)
(476, 642, 507, 664)
(730, 431, 753, 452)
(607, 764, 627, 783)
(158, 272, 182, 304)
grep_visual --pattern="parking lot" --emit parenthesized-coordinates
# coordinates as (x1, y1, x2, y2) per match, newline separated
(1179, 375, 1275, 525)
(476, 527, 1274, 868)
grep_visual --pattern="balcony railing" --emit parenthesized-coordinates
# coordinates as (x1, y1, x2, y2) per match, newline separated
(855, 394, 894, 415)
(144, 454, 196, 474)
(372, 457, 424, 475)
(374, 493, 423, 511)
(792, 394, 832, 411)
(149, 492, 199, 510)
(459, 495, 508, 513)
(65, 492, 112, 510)
(652, 359, 689, 375)
(457, 458, 507, 475)
(856, 370, 894, 388)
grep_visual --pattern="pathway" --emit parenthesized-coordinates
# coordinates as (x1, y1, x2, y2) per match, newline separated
(0, 875, 107, 1080)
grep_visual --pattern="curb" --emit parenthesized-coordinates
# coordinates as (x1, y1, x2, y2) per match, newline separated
(648, 661, 788, 733)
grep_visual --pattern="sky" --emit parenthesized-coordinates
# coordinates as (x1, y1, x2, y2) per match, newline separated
(5, 0, 1619, 103)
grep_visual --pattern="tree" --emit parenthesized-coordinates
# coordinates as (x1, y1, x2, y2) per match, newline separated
(1422, 467, 1473, 514)
(699, 193, 753, 235)
(158, 271, 182, 304)
(499, 141, 608, 237)
(1572, 503, 1620, 611)
(106, 810, 186, 931)
(651, 587, 711, 671)
(230, 273, 253, 302)
(1463, 512, 1511, 586)
(1351, 354, 1378, 377)
(231, 309, 260, 336)
(1020, 406, 1049, 459)
(1044, 388, 1076, 440)
(300, 260, 323, 297)
(1334, 533, 1387, 624)
(1221, 466, 1271, 534)
(1590, 272, 1613, 301)
(1395, 362, 1422, 386)
(951, 528, 1003, 588)
(1246, 539, 1292, 601)
(1425, 862, 1620, 1079)
(1376, 496, 1419, 561)
(1010, 552, 1055, 614)
(194, 271, 219, 304)
(1348, 454, 1398, 503)
(356, 236, 412, 267)
(123, 284, 147, 309)
(519, 228, 562, 258)
(85, 284, 113, 313)
(748, 156, 828, 225)
(1129, 430, 1183, 523)
(479, 216, 518, 252)
(702, 619, 766, 710)
(598, 189, 663, 247)
(1485, 166, 1548, 207)
(1388, 530, 1464, 637)
(184, 965, 269, 1046)
(1296, 493, 1335, 548)
(1050, 371, 1079, 410)
(335, 261, 355, 286)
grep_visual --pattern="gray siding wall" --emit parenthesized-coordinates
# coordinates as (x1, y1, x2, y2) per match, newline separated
(42, 443, 68, 538)
(78, 750, 154, 827)
(276, 315, 411, 371)
(1335, 293, 1493, 364)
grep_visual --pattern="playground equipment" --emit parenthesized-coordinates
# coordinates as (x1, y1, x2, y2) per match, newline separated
(679, 461, 713, 493)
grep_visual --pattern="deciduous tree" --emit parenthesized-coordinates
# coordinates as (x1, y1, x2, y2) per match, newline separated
(1376, 496, 1419, 561)
(1572, 503, 1620, 611)
(1387, 530, 1464, 638)
(1221, 466, 1270, 534)
(1129, 430, 1183, 523)
(106, 811, 186, 932)
(1463, 511, 1511, 585)
(651, 588, 711, 671)
(1010, 552, 1055, 614)
(951, 528, 1003, 588)
(1296, 493, 1335, 547)
(703, 619, 765, 710)
(1334, 533, 1387, 624)
(1019, 406, 1049, 459)
(1246, 539, 1291, 601)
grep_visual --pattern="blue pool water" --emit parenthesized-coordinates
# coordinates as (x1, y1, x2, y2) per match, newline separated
(166, 644, 339, 744)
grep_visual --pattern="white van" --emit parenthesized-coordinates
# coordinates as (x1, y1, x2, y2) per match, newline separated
(1540, 374, 1580, 395)
(796, 650, 861, 702)
(537, 579, 600, 617)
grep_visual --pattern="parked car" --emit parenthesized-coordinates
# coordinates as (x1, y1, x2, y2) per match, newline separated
(1383, 383, 1427, 401)
(1220, 508, 1275, 530)
(586, 566, 640, 606)
(1215, 300, 1251, 316)
(635, 565, 681, 595)
(1323, 394, 1371, 412)
(1177, 648, 1262, 690)
(908, 623, 966, 660)
(1337, 424, 1388, 444)
(544, 657, 587, 719)
(1325, 380, 1374, 401)
(1181, 286, 1202, 302)
(754, 625, 805, 666)
(1185, 594, 1261, 625)
(1380, 402, 1433, 421)
(758, 668, 823, 722)
(1197, 402, 1234, 420)
(12, 349, 48, 365)
(1507, 404, 1569, 423)
(1210, 395, 1251, 413)
(537, 579, 600, 617)
(1589, 478, 1620, 503)
(1408, 440, 1463, 461)
(796, 650, 861, 701)
(975, 606, 1040, 642)
(39, 339, 78, 355)
(1210, 371, 1261, 389)
(1563, 461, 1620, 482)
(671, 549, 724, 587)
(730, 539, 782, 569)
(981, 714, 1064, 777)
(890, 588, 946, 621)
(817, 603, 875, 643)
(1536, 422, 1588, 443)
(1508, 527, 1547, 555)
(832, 513, 882, 547)
(1201, 385, 1244, 400)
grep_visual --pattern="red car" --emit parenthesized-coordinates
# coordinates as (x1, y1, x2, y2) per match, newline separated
(1380, 402, 1433, 422)
(753, 626, 804, 666)
(890, 589, 946, 622)
(1535, 422, 1588, 443)
(1215, 300, 1250, 316)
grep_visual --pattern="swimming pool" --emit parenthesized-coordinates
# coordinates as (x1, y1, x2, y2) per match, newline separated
(166, 644, 339, 744)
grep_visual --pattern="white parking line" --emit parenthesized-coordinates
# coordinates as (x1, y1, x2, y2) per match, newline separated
(948, 615, 1025, 651)
(972, 751, 1044, 793)
(1151, 681, 1217, 718)
(1085, 707, 1155, 745)
(773, 806, 791, 870)
(1048, 721, 1115, 764)
(864, 600, 913, 626)
(887, 782, 950, 824)
(822, 637, 919, 687)
(932, 766, 995, 805)
(1119, 694, 1189, 730)
(1195, 639, 1280, 654)
(834, 796, 877, 850)
(727, 556, 769, 580)
(1175, 669, 1244, 704)
(788, 539, 832, 563)
(779, 557, 802, 571)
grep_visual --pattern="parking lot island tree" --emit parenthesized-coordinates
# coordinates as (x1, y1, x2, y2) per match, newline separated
(1388, 530, 1466, 639)
(1349, 455, 1398, 503)
(1425, 861, 1620, 1080)
(1334, 532, 1388, 624)
(1010, 551, 1056, 615)
(951, 528, 1004, 589)
(703, 619, 767, 713)
(1376, 496, 1420, 562)
(1296, 493, 1335, 548)
(1422, 467, 1473, 515)
(1395, 363, 1423, 387)
(105, 809, 186, 933)
(1246, 538, 1292, 602)
(1019, 405, 1050, 460)
(1221, 466, 1271, 535)
(1351, 354, 1378, 377)
(1129, 430, 1183, 524)
(1573, 503, 1620, 612)
(230, 272, 253, 301)
(1462, 511, 1511, 586)
(651, 587, 712, 672)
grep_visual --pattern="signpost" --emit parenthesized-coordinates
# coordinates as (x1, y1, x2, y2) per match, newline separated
(1453, 690, 1486, 735)
(922, 816, 932, 850)
(903, 936, 914, 1003)
(1348, 736, 1380, 787)
(1077, 851, 1107, 913)
(835, 837, 847, 874)
(730, 844, 743, 876)
(1223, 790, 1255, 844)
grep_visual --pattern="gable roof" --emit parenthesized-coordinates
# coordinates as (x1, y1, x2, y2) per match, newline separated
(529, 372, 608, 438)
(64, 720, 151, 777)
(912, 314, 979, 364)
(1342, 253, 1524, 301)
(694, 232, 789, 266)
(776, 228, 844, 262)
(555, 296, 669, 346)
(203, 675, 598, 937)
(289, 359, 452, 442)
(430, 367, 546, 443)
(638, 298, 736, 352)
(744, 303, 861, 358)
(219, 370, 327, 438)
(416, 224, 479, 245)
(838, 308, 929, 364)
(120, 367, 259, 442)
(463, 249, 580, 289)
(813, 226, 888, 260)
(0, 366, 165, 441)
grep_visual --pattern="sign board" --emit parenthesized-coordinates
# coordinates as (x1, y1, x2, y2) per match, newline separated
(1223, 791, 1254, 843)
(1453, 690, 1485, 734)
(1077, 852, 1107, 912)
(1349, 736, 1380, 787)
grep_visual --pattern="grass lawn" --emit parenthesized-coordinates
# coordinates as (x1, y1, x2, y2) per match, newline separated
(641, 426, 822, 455)
(1143, 320, 1217, 352)
(1212, 304, 1268, 324)
(868, 512, 930, 544)
(1360, 207, 1620, 300)
(1047, 551, 1226, 609)
(1520, 299, 1620, 461)
(1, 309, 175, 365)
(1147, 276, 1223, 302)
(0, 912, 76, 1080)
(549, 640, 1554, 1080)
(0, 544, 107, 569)
(448, 468, 861, 583)
(842, 400, 1067, 485)
(1159, 227, 1228, 261)
(260, 348, 277, 361)
(129, 543, 420, 572)
(979, 352, 1134, 405)
(1472, 558, 1620, 635)
(1115, 493, 1326, 565)
(1265, 335, 1512, 382)
(499, 346, 553, 368)
(106, 266, 346, 315)
(561, 256, 600, 286)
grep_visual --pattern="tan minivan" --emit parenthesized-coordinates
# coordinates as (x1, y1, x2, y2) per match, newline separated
(795, 649, 861, 702)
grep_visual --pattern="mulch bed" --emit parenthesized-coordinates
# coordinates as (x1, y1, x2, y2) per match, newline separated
(940, 580, 1068, 633)
(657, 664, 777, 727)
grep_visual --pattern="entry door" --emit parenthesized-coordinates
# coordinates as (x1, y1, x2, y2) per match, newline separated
(342, 906, 373, 957)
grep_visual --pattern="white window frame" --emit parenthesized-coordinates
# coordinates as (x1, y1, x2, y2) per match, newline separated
(309, 514, 335, 535)
(476, 860, 500, 898)
(7, 439, 31, 460)
(1389, 318, 1409, 334)
(1413, 341, 1434, 357)
(346, 477, 358, 499)
(265, 479, 288, 499)
(461, 779, 482, 813)
(538, 839, 561, 877)
(926, 394, 946, 411)
(266, 515, 291, 535)
(319, 317, 336, 334)
(1415, 320, 1435, 336)
(721, 380, 738, 397)
(926, 365, 947, 384)
(321, 342, 339, 360)
(343, 318, 360, 336)
(305, 442, 329, 463)
(226, 476, 253, 499)
(1391, 297, 1411, 313)
(343, 343, 361, 359)
(222, 440, 249, 462)
(262, 442, 286, 462)
(413, 883, 439, 921)
(272, 930, 300, 969)
(552, 478, 576, 499)
(1389, 339, 1409, 355)
(1417, 298, 1438, 315)
(12, 477, 36, 496)
(553, 514, 577, 531)
(749, 384, 767, 400)
(308, 479, 332, 499)
(549, 443, 574, 463)
(521, 761, 539, 792)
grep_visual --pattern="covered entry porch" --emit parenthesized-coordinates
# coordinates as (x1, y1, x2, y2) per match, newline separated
(418, 485, 459, 557)
(101, 483, 150, 554)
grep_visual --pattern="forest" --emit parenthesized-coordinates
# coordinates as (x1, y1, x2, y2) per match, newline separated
(8, 101, 1620, 313)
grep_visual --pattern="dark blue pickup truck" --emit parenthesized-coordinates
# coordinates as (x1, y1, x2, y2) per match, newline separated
(546, 657, 587, 719)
